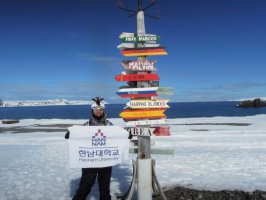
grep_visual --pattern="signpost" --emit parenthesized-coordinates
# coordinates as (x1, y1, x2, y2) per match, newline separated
(117, 1, 169, 200)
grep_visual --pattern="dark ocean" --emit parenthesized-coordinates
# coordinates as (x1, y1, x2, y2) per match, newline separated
(1, 101, 266, 120)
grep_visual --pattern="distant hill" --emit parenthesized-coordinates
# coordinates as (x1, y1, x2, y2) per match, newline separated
(1, 99, 92, 107)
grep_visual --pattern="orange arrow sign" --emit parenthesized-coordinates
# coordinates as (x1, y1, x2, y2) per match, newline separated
(119, 109, 166, 121)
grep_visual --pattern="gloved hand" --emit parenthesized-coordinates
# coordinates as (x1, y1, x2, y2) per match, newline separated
(65, 131, 70, 139)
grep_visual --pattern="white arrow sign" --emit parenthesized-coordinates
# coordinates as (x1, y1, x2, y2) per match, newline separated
(126, 99, 169, 109)
(119, 32, 156, 39)
(124, 127, 155, 136)
(126, 119, 166, 126)
(117, 43, 160, 50)
(121, 60, 157, 71)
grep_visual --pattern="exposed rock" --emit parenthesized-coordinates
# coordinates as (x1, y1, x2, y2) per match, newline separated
(236, 98, 266, 108)
(154, 186, 266, 200)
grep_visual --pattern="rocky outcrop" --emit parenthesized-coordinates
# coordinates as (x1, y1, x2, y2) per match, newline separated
(154, 185, 266, 200)
(236, 98, 266, 108)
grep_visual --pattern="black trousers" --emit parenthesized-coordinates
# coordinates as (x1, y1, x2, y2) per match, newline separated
(72, 167, 112, 200)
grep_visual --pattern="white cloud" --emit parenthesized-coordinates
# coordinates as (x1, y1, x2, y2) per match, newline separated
(76, 53, 120, 63)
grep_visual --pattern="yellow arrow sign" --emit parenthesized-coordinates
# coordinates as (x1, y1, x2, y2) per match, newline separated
(119, 109, 166, 120)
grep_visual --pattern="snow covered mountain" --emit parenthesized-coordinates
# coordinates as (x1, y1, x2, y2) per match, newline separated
(1, 99, 92, 107)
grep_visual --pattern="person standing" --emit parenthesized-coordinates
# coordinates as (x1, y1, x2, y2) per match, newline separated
(66, 97, 113, 200)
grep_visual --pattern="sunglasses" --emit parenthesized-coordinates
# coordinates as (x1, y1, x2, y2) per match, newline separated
(93, 107, 104, 112)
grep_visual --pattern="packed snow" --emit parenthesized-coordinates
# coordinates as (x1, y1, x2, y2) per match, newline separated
(1, 115, 266, 200)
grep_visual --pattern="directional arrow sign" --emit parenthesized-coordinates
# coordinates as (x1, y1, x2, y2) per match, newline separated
(121, 60, 157, 71)
(124, 127, 155, 136)
(120, 35, 160, 43)
(120, 109, 166, 121)
(119, 32, 160, 43)
(117, 87, 158, 98)
(121, 47, 168, 57)
(119, 32, 158, 40)
(119, 32, 137, 38)
(126, 119, 166, 126)
(115, 74, 159, 82)
(126, 99, 169, 109)
(117, 43, 160, 50)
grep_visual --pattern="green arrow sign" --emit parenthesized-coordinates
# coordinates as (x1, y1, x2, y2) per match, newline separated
(121, 35, 160, 43)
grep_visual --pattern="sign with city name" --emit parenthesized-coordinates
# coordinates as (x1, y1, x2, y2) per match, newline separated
(119, 32, 154, 38)
(121, 35, 160, 43)
(121, 60, 157, 71)
(126, 99, 169, 109)
(115, 74, 159, 82)
(119, 32, 159, 43)
(119, 108, 166, 121)
(125, 119, 166, 126)
(117, 87, 158, 98)
(121, 47, 168, 57)
(67, 126, 130, 168)
(117, 43, 160, 50)
(124, 127, 155, 136)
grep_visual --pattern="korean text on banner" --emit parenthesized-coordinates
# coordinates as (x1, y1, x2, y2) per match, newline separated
(67, 126, 130, 168)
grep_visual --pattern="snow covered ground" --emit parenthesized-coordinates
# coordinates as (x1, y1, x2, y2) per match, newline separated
(1, 115, 266, 200)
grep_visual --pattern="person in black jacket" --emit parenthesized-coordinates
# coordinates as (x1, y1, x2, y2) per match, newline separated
(66, 97, 113, 200)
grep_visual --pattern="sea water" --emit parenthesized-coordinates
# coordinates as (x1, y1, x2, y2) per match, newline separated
(1, 101, 266, 120)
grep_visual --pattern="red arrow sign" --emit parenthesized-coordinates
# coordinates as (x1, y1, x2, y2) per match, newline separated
(115, 74, 159, 82)
(121, 47, 168, 57)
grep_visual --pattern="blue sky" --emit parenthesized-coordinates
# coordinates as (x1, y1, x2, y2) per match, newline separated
(0, 0, 265, 103)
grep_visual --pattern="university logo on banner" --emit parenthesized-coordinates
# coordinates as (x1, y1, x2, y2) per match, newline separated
(92, 129, 106, 146)
(67, 126, 130, 168)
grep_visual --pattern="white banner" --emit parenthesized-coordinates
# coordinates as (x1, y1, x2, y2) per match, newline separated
(67, 126, 130, 168)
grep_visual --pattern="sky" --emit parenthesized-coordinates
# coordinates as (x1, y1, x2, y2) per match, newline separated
(0, 0, 266, 103)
